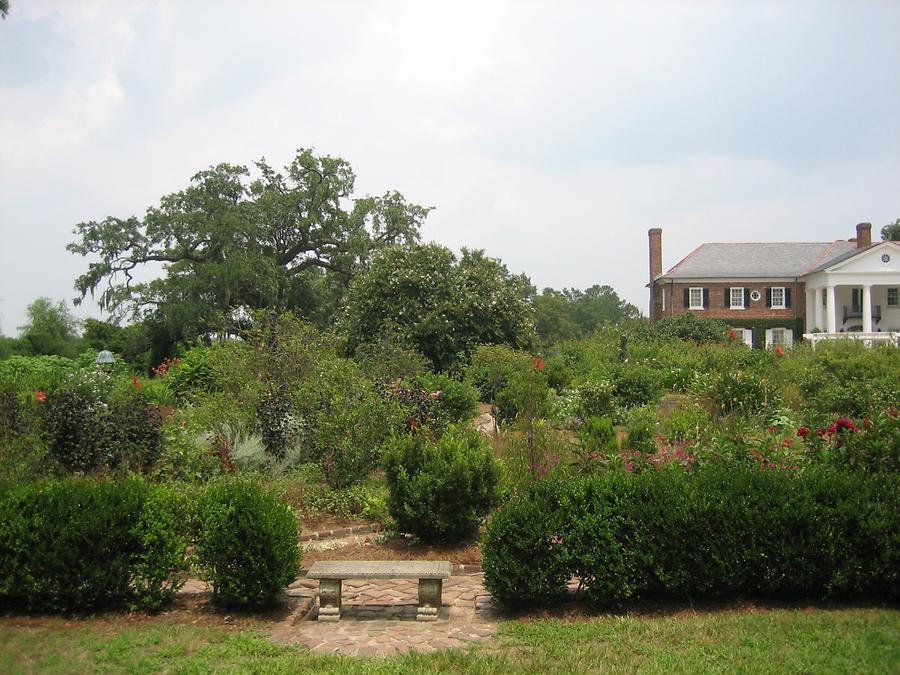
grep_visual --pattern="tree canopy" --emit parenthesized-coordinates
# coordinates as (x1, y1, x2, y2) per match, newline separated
(533, 285, 640, 344)
(68, 149, 432, 337)
(17, 298, 81, 358)
(881, 218, 900, 242)
(340, 243, 535, 370)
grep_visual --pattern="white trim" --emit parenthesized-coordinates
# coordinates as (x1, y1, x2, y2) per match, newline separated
(729, 287, 745, 309)
(688, 287, 704, 310)
(770, 286, 786, 309)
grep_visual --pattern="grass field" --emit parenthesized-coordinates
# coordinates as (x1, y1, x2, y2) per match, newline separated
(1, 606, 897, 674)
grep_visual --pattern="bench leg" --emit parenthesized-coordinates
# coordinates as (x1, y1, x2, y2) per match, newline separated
(318, 579, 342, 622)
(417, 578, 442, 622)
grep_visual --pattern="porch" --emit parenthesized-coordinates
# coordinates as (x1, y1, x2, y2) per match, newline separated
(802, 332, 900, 348)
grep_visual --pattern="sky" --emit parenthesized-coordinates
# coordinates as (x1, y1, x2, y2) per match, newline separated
(1, 0, 898, 335)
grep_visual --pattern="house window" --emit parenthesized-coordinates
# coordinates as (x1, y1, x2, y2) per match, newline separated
(888, 288, 898, 307)
(732, 327, 753, 346)
(766, 327, 793, 348)
(730, 287, 745, 309)
(770, 287, 786, 309)
(689, 287, 704, 310)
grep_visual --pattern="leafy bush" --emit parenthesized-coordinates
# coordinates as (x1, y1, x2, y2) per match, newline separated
(419, 372, 479, 427)
(0, 478, 189, 612)
(39, 384, 162, 473)
(578, 416, 617, 455)
(482, 464, 899, 608)
(482, 481, 570, 607)
(0, 354, 79, 393)
(625, 405, 659, 453)
(652, 314, 729, 343)
(465, 344, 534, 403)
(611, 364, 664, 409)
(383, 426, 500, 543)
(663, 401, 710, 443)
(195, 477, 300, 607)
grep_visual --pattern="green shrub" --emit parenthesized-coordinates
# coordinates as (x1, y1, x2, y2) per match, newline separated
(383, 426, 500, 543)
(663, 401, 710, 443)
(419, 372, 479, 427)
(195, 477, 300, 607)
(625, 405, 659, 453)
(576, 376, 616, 420)
(481, 464, 899, 608)
(578, 416, 617, 455)
(0, 354, 79, 393)
(0, 478, 189, 612)
(611, 364, 663, 409)
(482, 481, 570, 607)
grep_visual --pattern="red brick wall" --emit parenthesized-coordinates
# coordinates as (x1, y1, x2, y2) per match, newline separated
(655, 280, 806, 327)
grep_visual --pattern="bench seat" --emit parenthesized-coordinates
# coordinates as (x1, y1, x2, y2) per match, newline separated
(307, 560, 451, 622)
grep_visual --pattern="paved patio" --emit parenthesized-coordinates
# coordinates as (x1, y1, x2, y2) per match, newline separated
(269, 572, 500, 656)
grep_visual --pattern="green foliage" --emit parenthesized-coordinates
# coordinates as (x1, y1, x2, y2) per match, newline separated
(881, 217, 900, 241)
(69, 150, 431, 338)
(353, 338, 430, 381)
(482, 481, 570, 607)
(533, 285, 639, 345)
(419, 372, 479, 427)
(625, 404, 660, 453)
(195, 477, 300, 607)
(0, 478, 189, 612)
(0, 354, 79, 393)
(651, 313, 729, 343)
(662, 401, 710, 443)
(482, 465, 899, 608)
(610, 363, 664, 409)
(341, 244, 535, 371)
(465, 344, 534, 404)
(39, 380, 162, 474)
(16, 298, 82, 358)
(383, 427, 500, 543)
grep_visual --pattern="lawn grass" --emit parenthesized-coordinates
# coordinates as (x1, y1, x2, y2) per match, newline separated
(1, 607, 897, 674)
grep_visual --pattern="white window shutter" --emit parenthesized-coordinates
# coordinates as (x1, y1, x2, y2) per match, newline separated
(765, 328, 773, 347)
(784, 329, 793, 347)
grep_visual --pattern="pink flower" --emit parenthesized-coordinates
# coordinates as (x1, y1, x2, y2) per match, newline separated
(35, 390, 47, 403)
(796, 427, 810, 438)
(781, 438, 794, 448)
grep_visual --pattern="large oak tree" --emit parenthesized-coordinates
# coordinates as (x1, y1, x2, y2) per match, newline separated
(69, 149, 431, 337)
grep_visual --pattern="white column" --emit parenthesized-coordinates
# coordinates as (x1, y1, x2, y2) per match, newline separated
(862, 284, 873, 333)
(805, 289, 815, 333)
(814, 287, 824, 332)
(826, 285, 837, 333)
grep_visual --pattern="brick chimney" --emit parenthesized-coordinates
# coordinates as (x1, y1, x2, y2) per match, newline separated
(648, 228, 662, 321)
(856, 222, 872, 248)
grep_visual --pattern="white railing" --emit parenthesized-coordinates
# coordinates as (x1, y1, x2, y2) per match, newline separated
(803, 332, 900, 348)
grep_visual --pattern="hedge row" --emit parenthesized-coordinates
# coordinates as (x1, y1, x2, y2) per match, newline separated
(0, 477, 299, 613)
(483, 464, 899, 608)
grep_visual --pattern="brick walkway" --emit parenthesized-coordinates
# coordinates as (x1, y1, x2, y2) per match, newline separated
(269, 573, 500, 656)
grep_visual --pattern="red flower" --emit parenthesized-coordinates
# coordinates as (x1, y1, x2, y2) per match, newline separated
(35, 390, 47, 403)
(774, 345, 786, 357)
(533, 357, 545, 371)
(728, 329, 738, 341)
(781, 438, 794, 448)
(796, 427, 810, 438)
(131, 375, 142, 389)
(816, 427, 826, 437)
(831, 418, 858, 433)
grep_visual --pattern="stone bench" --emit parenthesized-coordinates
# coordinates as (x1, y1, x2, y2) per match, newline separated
(307, 560, 451, 622)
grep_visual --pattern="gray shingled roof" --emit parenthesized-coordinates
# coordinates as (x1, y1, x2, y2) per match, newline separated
(660, 241, 858, 279)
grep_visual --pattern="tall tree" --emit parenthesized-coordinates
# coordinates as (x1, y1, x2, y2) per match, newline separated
(881, 218, 900, 242)
(18, 298, 81, 357)
(533, 284, 639, 344)
(341, 244, 535, 370)
(68, 149, 431, 337)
